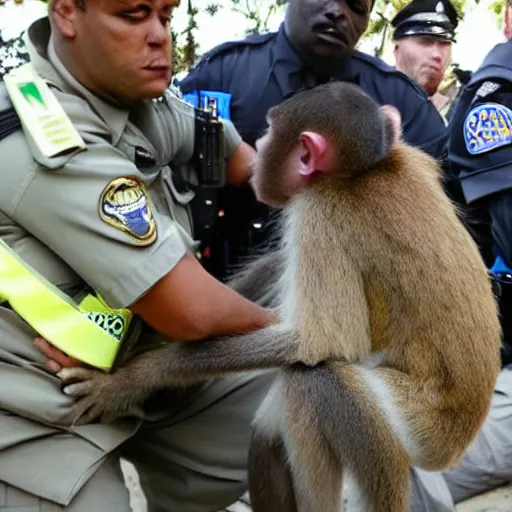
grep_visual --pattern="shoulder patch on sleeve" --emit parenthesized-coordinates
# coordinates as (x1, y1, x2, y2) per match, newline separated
(464, 102, 512, 155)
(99, 176, 157, 246)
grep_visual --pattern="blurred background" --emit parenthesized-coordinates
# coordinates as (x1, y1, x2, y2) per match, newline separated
(0, 0, 507, 89)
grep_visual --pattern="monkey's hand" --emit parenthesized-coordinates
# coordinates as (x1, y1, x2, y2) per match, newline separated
(57, 367, 142, 425)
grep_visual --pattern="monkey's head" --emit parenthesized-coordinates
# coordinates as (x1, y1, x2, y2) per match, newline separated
(252, 82, 401, 208)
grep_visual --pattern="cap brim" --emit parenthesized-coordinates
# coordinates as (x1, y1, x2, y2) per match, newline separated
(394, 25, 455, 41)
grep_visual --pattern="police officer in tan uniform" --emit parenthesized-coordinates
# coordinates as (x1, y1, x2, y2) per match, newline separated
(0, 0, 276, 510)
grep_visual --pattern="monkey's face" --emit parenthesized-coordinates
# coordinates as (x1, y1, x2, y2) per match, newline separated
(252, 83, 397, 204)
(252, 131, 308, 208)
(253, 127, 337, 208)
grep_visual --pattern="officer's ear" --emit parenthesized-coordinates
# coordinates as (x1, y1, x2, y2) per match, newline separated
(393, 41, 400, 58)
(51, 0, 80, 39)
(380, 105, 402, 149)
(505, 2, 512, 41)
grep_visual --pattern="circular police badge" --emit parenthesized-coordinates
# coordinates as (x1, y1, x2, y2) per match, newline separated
(99, 176, 157, 245)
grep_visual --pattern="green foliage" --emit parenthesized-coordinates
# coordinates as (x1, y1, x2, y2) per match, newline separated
(172, 27, 186, 74)
(0, 31, 29, 80)
(181, 0, 199, 70)
(206, 0, 288, 36)
(451, 0, 467, 19)
(489, 0, 505, 25)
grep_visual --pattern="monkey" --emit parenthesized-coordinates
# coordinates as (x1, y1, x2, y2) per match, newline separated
(58, 82, 501, 512)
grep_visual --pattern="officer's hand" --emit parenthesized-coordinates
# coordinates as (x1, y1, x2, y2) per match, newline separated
(267, 307, 280, 325)
(227, 141, 256, 186)
(34, 337, 82, 373)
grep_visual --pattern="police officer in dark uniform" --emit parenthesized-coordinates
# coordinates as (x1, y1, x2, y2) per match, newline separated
(448, 17, 512, 365)
(180, 0, 449, 279)
(435, 2, 512, 503)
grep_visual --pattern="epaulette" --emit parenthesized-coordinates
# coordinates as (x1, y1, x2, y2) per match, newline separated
(3, 63, 85, 162)
(0, 81, 22, 142)
(199, 32, 276, 64)
(352, 50, 428, 98)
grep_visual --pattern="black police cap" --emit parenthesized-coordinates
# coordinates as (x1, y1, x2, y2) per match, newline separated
(391, 0, 459, 42)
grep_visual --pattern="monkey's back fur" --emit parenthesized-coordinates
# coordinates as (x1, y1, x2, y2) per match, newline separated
(273, 141, 501, 506)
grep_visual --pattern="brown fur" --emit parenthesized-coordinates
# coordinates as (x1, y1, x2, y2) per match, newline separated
(293, 142, 499, 400)
(258, 140, 501, 511)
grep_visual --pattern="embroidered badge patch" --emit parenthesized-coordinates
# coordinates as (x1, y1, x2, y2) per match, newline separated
(464, 103, 512, 155)
(99, 177, 157, 245)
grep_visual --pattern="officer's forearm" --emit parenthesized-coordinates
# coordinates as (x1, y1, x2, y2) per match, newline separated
(129, 251, 274, 341)
(226, 141, 255, 186)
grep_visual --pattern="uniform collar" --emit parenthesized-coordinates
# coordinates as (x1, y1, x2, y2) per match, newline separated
(270, 24, 305, 98)
(26, 17, 129, 145)
(271, 24, 360, 99)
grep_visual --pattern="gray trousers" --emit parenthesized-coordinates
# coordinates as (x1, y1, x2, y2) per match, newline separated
(0, 371, 274, 512)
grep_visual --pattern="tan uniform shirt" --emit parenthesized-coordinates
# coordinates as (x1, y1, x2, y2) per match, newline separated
(0, 17, 242, 504)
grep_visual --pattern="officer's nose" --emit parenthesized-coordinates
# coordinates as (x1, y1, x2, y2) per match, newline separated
(147, 17, 170, 47)
(431, 45, 443, 62)
(324, 0, 344, 20)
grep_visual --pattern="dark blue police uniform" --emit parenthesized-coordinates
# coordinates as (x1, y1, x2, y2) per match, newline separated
(449, 40, 512, 364)
(181, 24, 446, 151)
(180, 24, 449, 278)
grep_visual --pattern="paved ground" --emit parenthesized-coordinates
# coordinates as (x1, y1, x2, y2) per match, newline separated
(120, 460, 512, 511)
(456, 484, 512, 512)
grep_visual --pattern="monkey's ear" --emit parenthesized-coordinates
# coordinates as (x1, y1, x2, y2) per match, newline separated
(380, 105, 402, 148)
(298, 132, 335, 176)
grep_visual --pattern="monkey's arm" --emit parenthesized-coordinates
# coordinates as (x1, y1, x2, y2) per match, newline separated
(58, 324, 298, 425)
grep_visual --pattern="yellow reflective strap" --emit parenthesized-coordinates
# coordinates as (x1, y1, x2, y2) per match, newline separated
(0, 239, 119, 370)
